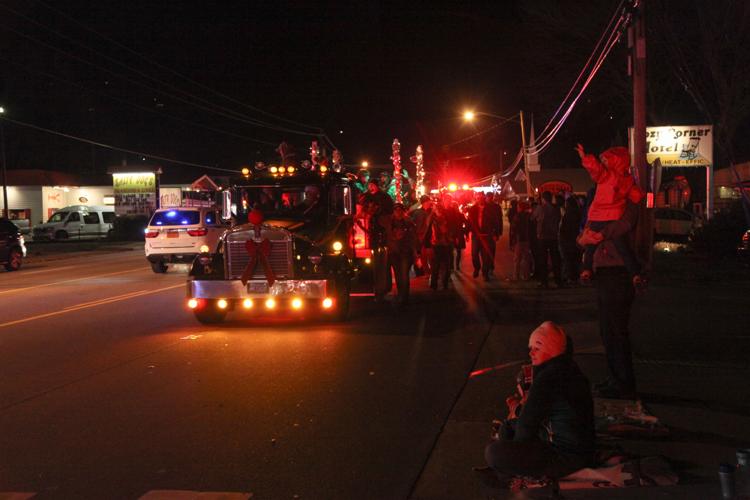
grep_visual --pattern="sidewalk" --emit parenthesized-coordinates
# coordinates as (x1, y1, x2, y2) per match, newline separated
(411, 235, 750, 499)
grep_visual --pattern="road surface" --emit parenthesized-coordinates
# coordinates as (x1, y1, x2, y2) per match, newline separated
(0, 248, 502, 499)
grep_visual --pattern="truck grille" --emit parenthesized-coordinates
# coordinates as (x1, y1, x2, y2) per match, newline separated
(226, 233, 293, 280)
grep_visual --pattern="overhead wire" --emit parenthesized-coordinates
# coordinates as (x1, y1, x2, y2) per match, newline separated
(443, 113, 519, 148)
(533, 0, 627, 142)
(32, 0, 325, 134)
(0, 54, 277, 147)
(0, 7, 325, 138)
(527, 14, 625, 155)
(0, 116, 238, 173)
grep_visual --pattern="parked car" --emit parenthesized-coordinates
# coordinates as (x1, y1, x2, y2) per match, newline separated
(654, 207, 702, 240)
(0, 217, 27, 271)
(33, 205, 116, 241)
(144, 207, 227, 273)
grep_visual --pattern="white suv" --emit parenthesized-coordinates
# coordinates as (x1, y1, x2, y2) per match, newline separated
(145, 207, 227, 273)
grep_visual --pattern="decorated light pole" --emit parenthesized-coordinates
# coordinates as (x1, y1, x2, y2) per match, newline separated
(332, 149, 343, 172)
(391, 138, 402, 203)
(310, 140, 320, 170)
(413, 145, 425, 198)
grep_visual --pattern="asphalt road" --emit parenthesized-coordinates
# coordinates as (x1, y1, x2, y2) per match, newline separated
(0, 249, 499, 499)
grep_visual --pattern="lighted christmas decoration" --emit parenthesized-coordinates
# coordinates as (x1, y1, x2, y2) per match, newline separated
(412, 145, 425, 198)
(332, 150, 343, 172)
(391, 138, 402, 204)
(310, 140, 320, 170)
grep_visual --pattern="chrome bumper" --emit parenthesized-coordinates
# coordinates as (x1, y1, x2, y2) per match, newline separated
(188, 279, 328, 299)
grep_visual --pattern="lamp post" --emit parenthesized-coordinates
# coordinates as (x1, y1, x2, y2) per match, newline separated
(462, 110, 533, 197)
(0, 106, 8, 217)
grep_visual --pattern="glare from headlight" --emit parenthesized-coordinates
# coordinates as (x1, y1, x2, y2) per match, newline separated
(332, 241, 343, 252)
(265, 298, 276, 309)
(242, 298, 253, 309)
(322, 297, 333, 309)
(217, 299, 228, 309)
(187, 299, 199, 309)
(199, 245, 210, 253)
(291, 298, 303, 310)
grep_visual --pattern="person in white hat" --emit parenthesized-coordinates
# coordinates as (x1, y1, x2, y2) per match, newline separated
(483, 321, 596, 483)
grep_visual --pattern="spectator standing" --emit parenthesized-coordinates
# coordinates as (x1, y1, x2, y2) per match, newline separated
(531, 191, 563, 288)
(429, 194, 460, 290)
(487, 194, 503, 276)
(358, 179, 394, 301)
(558, 196, 583, 285)
(388, 203, 417, 306)
(468, 192, 502, 281)
(453, 201, 469, 271)
(410, 195, 434, 277)
(509, 201, 533, 281)
(588, 207, 640, 399)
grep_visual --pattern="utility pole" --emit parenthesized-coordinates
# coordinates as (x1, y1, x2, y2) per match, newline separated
(629, 0, 652, 269)
(1, 119, 8, 218)
(519, 110, 533, 198)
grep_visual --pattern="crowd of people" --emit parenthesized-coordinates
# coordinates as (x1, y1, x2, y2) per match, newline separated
(354, 172, 506, 306)
(352, 145, 645, 490)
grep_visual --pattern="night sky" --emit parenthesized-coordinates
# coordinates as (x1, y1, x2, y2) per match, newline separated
(0, 0, 720, 184)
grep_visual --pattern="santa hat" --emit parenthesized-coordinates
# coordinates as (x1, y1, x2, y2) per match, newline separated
(529, 321, 567, 359)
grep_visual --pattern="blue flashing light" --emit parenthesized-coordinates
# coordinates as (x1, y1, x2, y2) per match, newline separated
(156, 221, 163, 225)
(206, 217, 213, 223)
(166, 210, 177, 218)
(181, 219, 189, 225)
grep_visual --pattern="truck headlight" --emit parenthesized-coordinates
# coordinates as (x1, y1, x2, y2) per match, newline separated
(332, 241, 343, 253)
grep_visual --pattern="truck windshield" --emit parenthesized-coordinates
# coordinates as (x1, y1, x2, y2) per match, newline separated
(239, 185, 326, 219)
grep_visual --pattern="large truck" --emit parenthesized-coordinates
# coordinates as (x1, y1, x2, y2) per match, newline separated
(185, 165, 368, 324)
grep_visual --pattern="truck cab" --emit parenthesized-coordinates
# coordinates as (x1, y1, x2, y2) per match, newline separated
(186, 166, 363, 324)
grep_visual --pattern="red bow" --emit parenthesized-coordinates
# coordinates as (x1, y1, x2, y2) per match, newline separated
(240, 238, 276, 286)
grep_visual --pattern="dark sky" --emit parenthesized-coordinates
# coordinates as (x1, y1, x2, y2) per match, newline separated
(0, 0, 653, 183)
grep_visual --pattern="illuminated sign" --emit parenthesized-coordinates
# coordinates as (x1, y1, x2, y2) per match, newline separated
(538, 180, 573, 194)
(113, 173, 156, 194)
(634, 125, 713, 167)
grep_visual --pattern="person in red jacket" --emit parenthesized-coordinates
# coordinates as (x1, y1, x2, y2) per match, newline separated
(575, 144, 644, 289)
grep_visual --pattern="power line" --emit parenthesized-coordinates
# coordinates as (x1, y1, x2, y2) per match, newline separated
(534, 0, 627, 142)
(0, 116, 237, 173)
(33, 0, 325, 134)
(0, 11, 324, 138)
(0, 54, 277, 147)
(527, 3, 628, 155)
(443, 114, 519, 148)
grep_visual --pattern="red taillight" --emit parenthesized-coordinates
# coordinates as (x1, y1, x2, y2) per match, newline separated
(743, 232, 749, 242)
(187, 227, 208, 237)
(145, 230, 159, 238)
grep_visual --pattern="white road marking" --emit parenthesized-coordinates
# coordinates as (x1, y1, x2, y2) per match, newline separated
(2, 264, 77, 276)
(0, 267, 150, 296)
(0, 284, 184, 329)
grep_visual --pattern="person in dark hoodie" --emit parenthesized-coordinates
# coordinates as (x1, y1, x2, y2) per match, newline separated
(484, 321, 595, 481)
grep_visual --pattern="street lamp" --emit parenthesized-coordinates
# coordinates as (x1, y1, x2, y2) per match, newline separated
(460, 109, 532, 197)
(361, 161, 369, 168)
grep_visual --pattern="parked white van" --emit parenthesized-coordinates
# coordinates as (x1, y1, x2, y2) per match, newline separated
(32, 205, 116, 241)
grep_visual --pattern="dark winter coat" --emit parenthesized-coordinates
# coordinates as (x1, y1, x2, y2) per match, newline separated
(514, 352, 596, 460)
